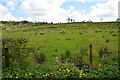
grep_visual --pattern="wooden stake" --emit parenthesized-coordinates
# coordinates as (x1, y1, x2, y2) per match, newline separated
(90, 44, 92, 64)
(5, 48, 9, 68)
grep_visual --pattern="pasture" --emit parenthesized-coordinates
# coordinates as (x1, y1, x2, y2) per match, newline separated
(1, 22, 119, 78)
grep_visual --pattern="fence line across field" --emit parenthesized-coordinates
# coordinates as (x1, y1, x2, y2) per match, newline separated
(4, 44, 94, 68)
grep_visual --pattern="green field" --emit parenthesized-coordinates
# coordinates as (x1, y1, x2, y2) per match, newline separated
(1, 22, 120, 78)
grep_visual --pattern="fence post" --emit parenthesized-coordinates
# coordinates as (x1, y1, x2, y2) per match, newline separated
(90, 44, 92, 64)
(5, 48, 9, 68)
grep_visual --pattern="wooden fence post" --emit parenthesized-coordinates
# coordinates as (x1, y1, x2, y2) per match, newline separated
(5, 48, 9, 68)
(90, 44, 92, 64)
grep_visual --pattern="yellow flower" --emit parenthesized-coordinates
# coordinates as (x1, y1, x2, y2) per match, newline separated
(50, 73, 53, 74)
(66, 75, 68, 77)
(31, 77, 32, 78)
(25, 74, 27, 76)
(10, 75, 12, 78)
(59, 69, 61, 71)
(79, 76, 81, 78)
(80, 73, 82, 76)
(16, 76, 18, 78)
(66, 69, 68, 70)
(68, 70, 70, 72)
(99, 64, 101, 66)
(63, 70, 65, 71)
(46, 74, 47, 76)
(29, 73, 31, 75)
(80, 70, 82, 73)
(80, 70, 82, 72)
(43, 75, 45, 77)
(83, 73, 85, 75)
(17, 74, 18, 76)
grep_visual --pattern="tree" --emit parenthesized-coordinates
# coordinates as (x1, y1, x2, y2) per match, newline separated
(67, 17, 71, 23)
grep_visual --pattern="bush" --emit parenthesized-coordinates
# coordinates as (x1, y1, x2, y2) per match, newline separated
(86, 63, 120, 78)
(61, 50, 71, 63)
(80, 48, 88, 56)
(34, 51, 46, 64)
(98, 47, 112, 64)
(65, 50, 71, 58)
(42, 64, 86, 78)
(2, 38, 33, 69)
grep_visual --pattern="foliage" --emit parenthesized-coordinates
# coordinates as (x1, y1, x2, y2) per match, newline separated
(2, 22, 119, 78)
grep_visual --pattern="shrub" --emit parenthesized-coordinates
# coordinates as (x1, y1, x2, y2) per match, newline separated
(2, 38, 33, 69)
(80, 48, 88, 56)
(65, 50, 71, 58)
(98, 48, 104, 59)
(86, 63, 119, 78)
(45, 64, 86, 78)
(98, 47, 112, 64)
(61, 50, 71, 63)
(34, 51, 46, 64)
(73, 55, 87, 69)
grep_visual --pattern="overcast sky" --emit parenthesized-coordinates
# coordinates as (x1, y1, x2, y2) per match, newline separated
(0, 0, 119, 23)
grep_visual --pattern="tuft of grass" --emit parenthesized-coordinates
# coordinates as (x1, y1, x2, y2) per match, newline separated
(105, 39, 109, 42)
(79, 32, 83, 34)
(65, 50, 71, 58)
(95, 31, 98, 33)
(109, 31, 114, 34)
(65, 38, 71, 40)
(112, 34, 117, 36)
(40, 32, 44, 35)
(102, 36, 105, 38)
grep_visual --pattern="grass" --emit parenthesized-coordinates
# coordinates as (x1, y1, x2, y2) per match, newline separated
(1, 22, 119, 78)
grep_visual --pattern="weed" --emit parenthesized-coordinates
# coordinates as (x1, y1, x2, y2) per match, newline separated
(34, 51, 46, 64)
(105, 39, 109, 42)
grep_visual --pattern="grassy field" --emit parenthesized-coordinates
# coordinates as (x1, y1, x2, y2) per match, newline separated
(1, 22, 120, 78)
